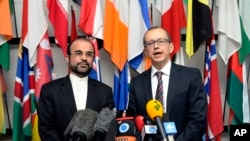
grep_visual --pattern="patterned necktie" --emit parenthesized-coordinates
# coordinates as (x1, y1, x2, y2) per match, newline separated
(155, 71, 163, 105)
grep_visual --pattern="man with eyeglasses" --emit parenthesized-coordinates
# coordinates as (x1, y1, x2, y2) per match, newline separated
(127, 26, 207, 141)
(38, 37, 115, 141)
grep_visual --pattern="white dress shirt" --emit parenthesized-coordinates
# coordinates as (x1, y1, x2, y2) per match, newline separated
(70, 74, 88, 110)
(151, 61, 171, 113)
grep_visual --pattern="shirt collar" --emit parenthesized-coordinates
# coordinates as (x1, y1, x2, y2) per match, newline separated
(151, 61, 171, 77)
(69, 73, 88, 84)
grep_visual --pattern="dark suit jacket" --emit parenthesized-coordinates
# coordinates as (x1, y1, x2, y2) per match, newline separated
(127, 63, 207, 141)
(38, 75, 114, 141)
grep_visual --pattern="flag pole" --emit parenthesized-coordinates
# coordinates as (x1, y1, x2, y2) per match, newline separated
(11, 0, 19, 38)
(0, 66, 12, 129)
(3, 92, 11, 129)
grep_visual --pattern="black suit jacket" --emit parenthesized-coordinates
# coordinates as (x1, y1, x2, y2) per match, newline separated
(127, 63, 207, 141)
(38, 75, 114, 141)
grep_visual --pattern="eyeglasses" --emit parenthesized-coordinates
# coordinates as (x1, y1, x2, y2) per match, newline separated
(70, 50, 94, 58)
(144, 38, 170, 48)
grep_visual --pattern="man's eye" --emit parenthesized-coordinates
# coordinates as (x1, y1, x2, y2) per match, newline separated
(86, 53, 93, 57)
(158, 40, 165, 43)
(75, 52, 82, 55)
(147, 42, 154, 46)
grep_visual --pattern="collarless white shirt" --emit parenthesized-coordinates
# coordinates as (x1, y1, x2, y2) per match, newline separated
(70, 74, 88, 111)
(151, 61, 171, 113)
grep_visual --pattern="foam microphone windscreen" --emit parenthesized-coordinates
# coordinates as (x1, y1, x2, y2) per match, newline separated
(146, 100, 163, 120)
(135, 115, 144, 132)
(146, 100, 167, 140)
(64, 109, 98, 141)
(93, 108, 116, 140)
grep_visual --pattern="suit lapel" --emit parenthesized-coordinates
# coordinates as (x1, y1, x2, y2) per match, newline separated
(167, 63, 181, 114)
(142, 69, 153, 102)
(86, 78, 96, 109)
(61, 76, 77, 114)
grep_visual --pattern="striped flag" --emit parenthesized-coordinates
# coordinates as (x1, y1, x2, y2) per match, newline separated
(89, 37, 101, 81)
(104, 0, 129, 111)
(78, 0, 102, 81)
(238, 0, 250, 64)
(226, 52, 247, 125)
(155, 0, 186, 58)
(12, 0, 39, 140)
(47, 0, 68, 57)
(128, 0, 151, 73)
(185, 0, 212, 58)
(30, 1, 54, 140)
(0, 0, 13, 71)
(216, 0, 241, 65)
(204, 21, 224, 140)
(238, 0, 250, 123)
(78, 0, 103, 40)
(13, 45, 37, 141)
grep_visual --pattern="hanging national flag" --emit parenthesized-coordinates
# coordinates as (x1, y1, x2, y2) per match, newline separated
(114, 63, 130, 111)
(128, 0, 151, 73)
(35, 33, 53, 100)
(0, 67, 7, 134)
(78, 0, 103, 39)
(30, 1, 54, 140)
(25, 0, 49, 67)
(70, 6, 78, 42)
(77, 0, 102, 81)
(89, 37, 101, 81)
(13, 45, 37, 141)
(155, 0, 186, 58)
(226, 52, 247, 125)
(185, 0, 212, 58)
(47, 0, 68, 57)
(104, 0, 128, 71)
(104, 0, 129, 111)
(0, 0, 13, 71)
(12, 0, 39, 140)
(216, 0, 241, 64)
(237, 0, 250, 123)
(204, 17, 224, 140)
(238, 0, 250, 64)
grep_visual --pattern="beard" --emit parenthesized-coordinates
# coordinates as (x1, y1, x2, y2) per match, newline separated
(70, 61, 92, 77)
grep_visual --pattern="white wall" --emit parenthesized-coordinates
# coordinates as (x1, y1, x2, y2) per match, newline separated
(3, 0, 248, 140)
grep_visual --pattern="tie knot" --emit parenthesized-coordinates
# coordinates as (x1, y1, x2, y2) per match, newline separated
(155, 71, 163, 80)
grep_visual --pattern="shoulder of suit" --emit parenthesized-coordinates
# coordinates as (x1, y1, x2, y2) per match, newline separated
(88, 77, 112, 89)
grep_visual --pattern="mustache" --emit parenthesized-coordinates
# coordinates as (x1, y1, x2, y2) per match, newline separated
(77, 61, 89, 66)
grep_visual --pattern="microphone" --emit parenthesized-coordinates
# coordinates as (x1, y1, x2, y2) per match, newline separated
(146, 100, 167, 141)
(162, 113, 177, 141)
(141, 116, 157, 141)
(93, 108, 116, 141)
(135, 115, 144, 132)
(64, 108, 98, 141)
(115, 117, 136, 141)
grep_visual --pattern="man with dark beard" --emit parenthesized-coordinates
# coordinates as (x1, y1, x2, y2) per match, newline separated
(38, 37, 115, 141)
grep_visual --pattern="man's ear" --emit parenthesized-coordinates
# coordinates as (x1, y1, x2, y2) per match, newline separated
(169, 42, 174, 53)
(143, 48, 148, 56)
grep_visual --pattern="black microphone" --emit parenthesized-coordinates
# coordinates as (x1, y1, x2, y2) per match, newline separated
(93, 108, 116, 141)
(162, 113, 177, 141)
(64, 109, 98, 141)
(115, 116, 136, 141)
(146, 100, 167, 141)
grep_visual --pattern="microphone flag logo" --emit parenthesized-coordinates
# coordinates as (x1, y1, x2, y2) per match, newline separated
(119, 123, 130, 133)
(163, 122, 177, 134)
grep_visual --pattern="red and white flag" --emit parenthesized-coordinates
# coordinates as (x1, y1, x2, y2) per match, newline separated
(47, 0, 68, 56)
